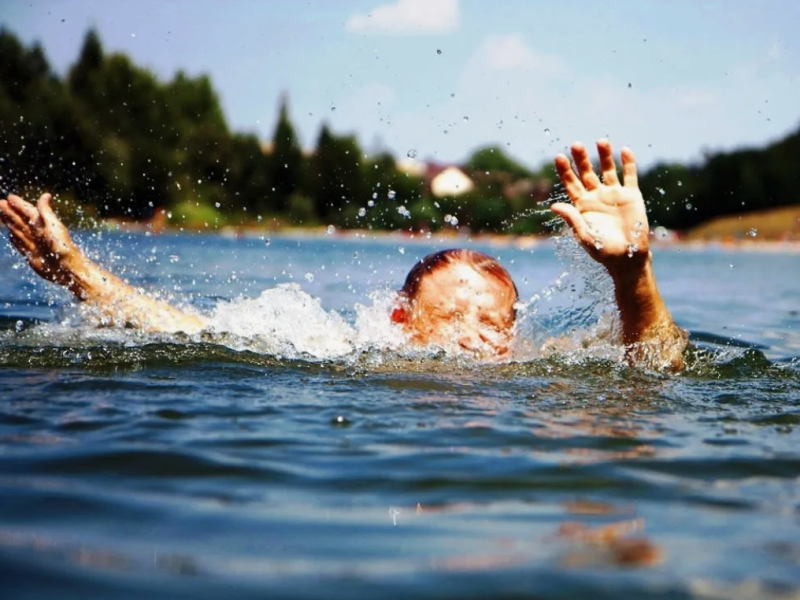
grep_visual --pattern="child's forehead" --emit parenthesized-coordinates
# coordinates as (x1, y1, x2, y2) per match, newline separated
(422, 261, 484, 289)
(418, 261, 514, 304)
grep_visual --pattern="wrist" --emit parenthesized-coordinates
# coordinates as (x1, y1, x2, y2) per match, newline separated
(609, 254, 673, 345)
(63, 255, 105, 300)
(604, 247, 652, 283)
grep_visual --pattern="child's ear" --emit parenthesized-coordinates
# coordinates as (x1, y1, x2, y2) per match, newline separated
(391, 306, 407, 324)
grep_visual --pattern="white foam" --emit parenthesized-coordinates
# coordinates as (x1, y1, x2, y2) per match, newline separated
(209, 283, 356, 358)
(205, 283, 409, 360)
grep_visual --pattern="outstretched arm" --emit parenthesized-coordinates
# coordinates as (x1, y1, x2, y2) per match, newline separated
(551, 140, 687, 371)
(0, 193, 207, 333)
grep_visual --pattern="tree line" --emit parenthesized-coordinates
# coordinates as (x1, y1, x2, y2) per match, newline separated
(1, 28, 798, 234)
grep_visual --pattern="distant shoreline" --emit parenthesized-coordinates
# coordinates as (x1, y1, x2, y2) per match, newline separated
(93, 219, 800, 253)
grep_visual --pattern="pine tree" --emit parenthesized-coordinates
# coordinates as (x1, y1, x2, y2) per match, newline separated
(268, 94, 303, 212)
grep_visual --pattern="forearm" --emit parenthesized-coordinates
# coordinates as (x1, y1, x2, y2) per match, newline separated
(64, 255, 207, 333)
(608, 255, 687, 371)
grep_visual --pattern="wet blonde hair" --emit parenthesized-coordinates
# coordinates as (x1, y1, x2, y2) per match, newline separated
(399, 249, 518, 319)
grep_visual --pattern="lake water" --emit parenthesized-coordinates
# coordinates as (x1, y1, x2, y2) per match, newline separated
(1, 230, 799, 599)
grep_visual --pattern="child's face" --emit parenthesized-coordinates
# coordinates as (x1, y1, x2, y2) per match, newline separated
(400, 261, 516, 358)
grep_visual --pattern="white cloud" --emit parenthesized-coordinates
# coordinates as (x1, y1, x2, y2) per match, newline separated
(345, 0, 460, 35)
(478, 34, 566, 75)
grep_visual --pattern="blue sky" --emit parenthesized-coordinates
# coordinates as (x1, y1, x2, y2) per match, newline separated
(4, 0, 799, 170)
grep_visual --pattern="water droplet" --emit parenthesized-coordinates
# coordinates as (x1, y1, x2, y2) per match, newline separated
(326, 225, 336, 235)
(15, 320, 23, 333)
(330, 105, 336, 111)
(444, 214, 458, 226)
(747, 228, 758, 237)
(407, 149, 418, 159)
(215, 202, 221, 208)
(388, 190, 396, 200)
(463, 116, 469, 122)
(626, 242, 639, 257)
(543, 128, 550, 136)
(593, 238, 604, 250)
(372, 192, 378, 199)
(677, 180, 683, 187)
(657, 187, 666, 195)
(367, 200, 375, 207)
(436, 49, 442, 55)
(398, 247, 405, 254)
(397, 205, 411, 218)
(685, 203, 693, 210)
(358, 207, 367, 217)
(304, 272, 314, 282)
(332, 415, 350, 427)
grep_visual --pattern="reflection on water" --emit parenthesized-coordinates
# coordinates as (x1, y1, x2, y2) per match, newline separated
(0, 234, 799, 599)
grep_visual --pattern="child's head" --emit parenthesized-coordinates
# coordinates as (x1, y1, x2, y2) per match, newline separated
(392, 249, 518, 357)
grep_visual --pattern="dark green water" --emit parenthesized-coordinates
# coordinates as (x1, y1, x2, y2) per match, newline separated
(1, 232, 798, 599)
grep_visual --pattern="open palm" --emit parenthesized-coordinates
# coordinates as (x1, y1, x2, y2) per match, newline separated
(551, 140, 649, 268)
(0, 193, 82, 288)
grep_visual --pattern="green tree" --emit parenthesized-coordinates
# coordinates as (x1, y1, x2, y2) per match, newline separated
(68, 28, 103, 102)
(308, 124, 365, 225)
(465, 145, 532, 179)
(268, 94, 303, 212)
(227, 133, 272, 216)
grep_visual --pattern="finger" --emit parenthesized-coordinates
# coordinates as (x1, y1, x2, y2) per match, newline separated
(0, 200, 33, 237)
(570, 142, 601, 190)
(2, 211, 38, 256)
(7, 193, 40, 225)
(8, 229, 37, 258)
(551, 202, 595, 247)
(37, 193, 61, 233)
(621, 147, 638, 188)
(596, 139, 619, 186)
(554, 153, 585, 203)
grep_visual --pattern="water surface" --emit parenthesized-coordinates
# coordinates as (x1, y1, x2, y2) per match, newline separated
(1, 231, 798, 599)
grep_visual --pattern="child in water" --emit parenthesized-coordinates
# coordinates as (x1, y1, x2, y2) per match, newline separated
(0, 140, 687, 369)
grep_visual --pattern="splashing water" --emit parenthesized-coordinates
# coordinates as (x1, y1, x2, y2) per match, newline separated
(209, 284, 406, 360)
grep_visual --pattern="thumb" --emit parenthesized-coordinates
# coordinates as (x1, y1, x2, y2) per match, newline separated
(551, 202, 593, 246)
(36, 193, 60, 231)
(37, 193, 54, 219)
(36, 193, 72, 250)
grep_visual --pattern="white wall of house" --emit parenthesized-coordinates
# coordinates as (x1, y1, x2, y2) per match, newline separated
(431, 167, 474, 197)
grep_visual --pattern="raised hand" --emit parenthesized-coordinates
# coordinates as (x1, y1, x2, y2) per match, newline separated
(550, 140, 687, 370)
(0, 193, 85, 291)
(552, 140, 649, 272)
(1, 191, 206, 332)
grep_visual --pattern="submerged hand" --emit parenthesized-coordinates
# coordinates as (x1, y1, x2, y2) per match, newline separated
(552, 140, 649, 273)
(0, 193, 84, 289)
